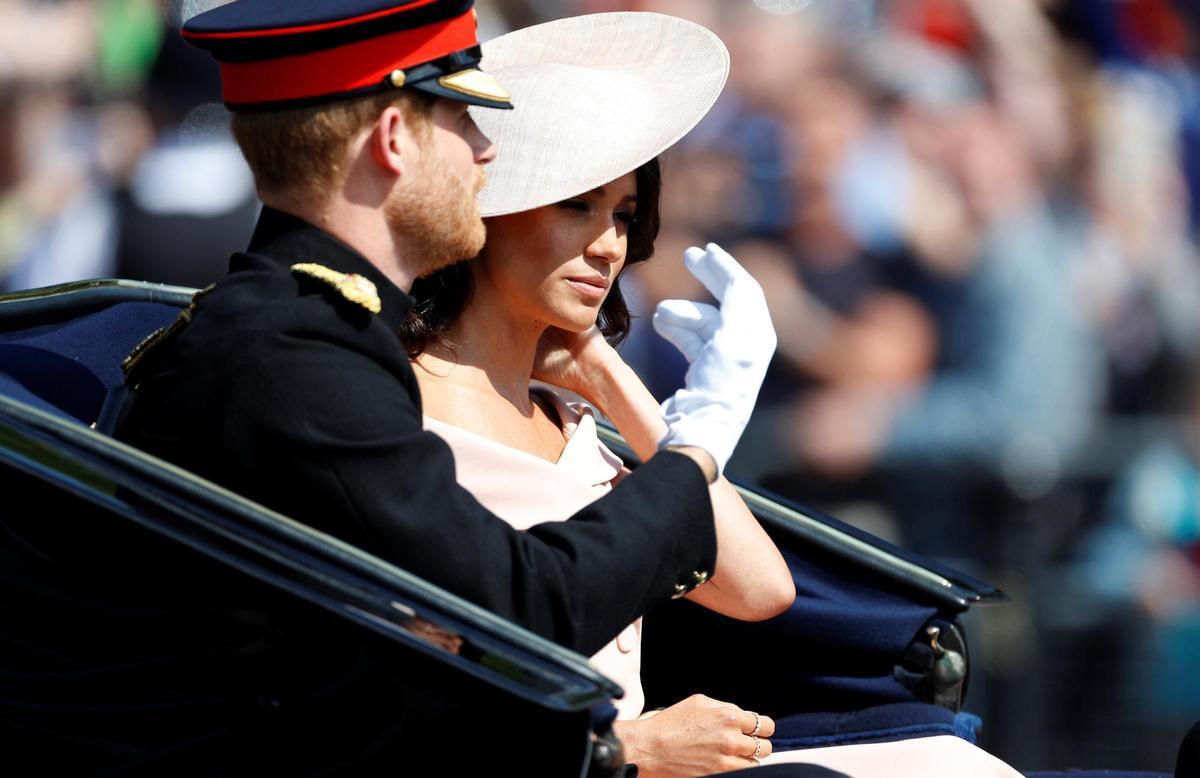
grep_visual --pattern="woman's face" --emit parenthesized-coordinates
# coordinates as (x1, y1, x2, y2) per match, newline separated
(477, 172, 636, 333)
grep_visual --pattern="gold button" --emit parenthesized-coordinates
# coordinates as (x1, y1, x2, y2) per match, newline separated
(389, 69, 406, 88)
(691, 570, 710, 586)
(670, 583, 688, 600)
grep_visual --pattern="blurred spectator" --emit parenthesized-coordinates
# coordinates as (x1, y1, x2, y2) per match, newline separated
(113, 29, 258, 289)
(0, 0, 256, 292)
(1066, 67, 1200, 416)
(790, 100, 1102, 498)
(0, 0, 145, 290)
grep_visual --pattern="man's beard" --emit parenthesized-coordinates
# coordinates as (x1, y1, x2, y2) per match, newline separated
(385, 153, 487, 280)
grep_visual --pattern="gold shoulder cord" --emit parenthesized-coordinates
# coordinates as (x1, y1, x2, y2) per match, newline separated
(121, 284, 215, 387)
(291, 263, 382, 314)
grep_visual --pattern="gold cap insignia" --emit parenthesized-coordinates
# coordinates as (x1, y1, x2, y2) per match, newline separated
(291, 263, 382, 314)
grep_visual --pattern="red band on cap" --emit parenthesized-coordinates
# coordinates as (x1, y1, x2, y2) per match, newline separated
(218, 8, 477, 106)
(185, 0, 440, 40)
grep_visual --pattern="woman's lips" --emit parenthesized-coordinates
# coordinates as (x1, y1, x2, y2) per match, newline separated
(566, 276, 608, 300)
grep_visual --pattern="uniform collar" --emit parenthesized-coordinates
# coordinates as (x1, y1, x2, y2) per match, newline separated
(245, 205, 414, 331)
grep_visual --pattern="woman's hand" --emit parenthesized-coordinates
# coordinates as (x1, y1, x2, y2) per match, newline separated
(532, 325, 621, 403)
(613, 694, 775, 777)
(654, 243, 776, 477)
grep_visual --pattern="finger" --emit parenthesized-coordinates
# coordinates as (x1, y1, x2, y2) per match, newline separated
(652, 310, 705, 363)
(653, 299, 721, 332)
(682, 244, 730, 302)
(739, 734, 769, 760)
(683, 243, 747, 304)
(741, 711, 776, 738)
(653, 300, 721, 363)
(653, 300, 721, 345)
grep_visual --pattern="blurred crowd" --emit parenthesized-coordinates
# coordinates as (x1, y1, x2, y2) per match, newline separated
(0, 0, 257, 292)
(2, 0, 1198, 771)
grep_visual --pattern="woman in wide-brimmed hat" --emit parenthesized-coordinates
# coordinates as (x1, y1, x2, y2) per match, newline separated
(403, 14, 795, 769)
(401, 12, 1021, 777)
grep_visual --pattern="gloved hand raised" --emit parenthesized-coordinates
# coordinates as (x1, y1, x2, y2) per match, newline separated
(653, 243, 776, 476)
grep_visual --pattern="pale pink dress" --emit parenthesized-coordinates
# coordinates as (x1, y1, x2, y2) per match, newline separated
(423, 387, 646, 720)
(427, 387, 1023, 777)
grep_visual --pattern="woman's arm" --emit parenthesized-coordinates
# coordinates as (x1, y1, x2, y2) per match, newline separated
(536, 327, 795, 621)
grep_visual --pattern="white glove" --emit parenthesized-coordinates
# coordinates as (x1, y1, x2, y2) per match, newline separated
(653, 243, 776, 476)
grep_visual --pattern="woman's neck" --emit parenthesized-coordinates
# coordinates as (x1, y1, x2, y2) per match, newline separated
(415, 281, 545, 413)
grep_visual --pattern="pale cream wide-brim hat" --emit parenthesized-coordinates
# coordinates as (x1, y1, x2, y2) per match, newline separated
(470, 12, 730, 218)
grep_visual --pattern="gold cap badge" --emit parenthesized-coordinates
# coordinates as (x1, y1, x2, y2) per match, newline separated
(291, 263, 382, 314)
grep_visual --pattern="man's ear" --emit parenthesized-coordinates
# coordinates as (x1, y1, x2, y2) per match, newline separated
(369, 106, 409, 176)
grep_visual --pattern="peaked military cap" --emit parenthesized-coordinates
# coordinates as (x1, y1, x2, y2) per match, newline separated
(182, 0, 512, 112)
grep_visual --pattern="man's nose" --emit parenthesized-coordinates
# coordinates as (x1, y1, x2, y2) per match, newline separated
(474, 128, 497, 165)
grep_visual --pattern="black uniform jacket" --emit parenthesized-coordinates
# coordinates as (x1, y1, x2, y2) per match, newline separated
(117, 207, 717, 656)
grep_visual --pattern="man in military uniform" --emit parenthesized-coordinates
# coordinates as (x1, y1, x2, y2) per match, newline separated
(109, 0, 806, 773)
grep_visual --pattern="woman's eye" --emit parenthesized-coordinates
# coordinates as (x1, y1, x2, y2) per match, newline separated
(615, 211, 635, 225)
(557, 199, 589, 213)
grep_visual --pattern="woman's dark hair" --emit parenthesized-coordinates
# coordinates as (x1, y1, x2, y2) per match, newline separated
(399, 157, 662, 356)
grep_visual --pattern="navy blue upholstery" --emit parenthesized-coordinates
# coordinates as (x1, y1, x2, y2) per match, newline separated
(0, 302, 180, 423)
(641, 539, 975, 751)
(643, 545, 946, 708)
(0, 373, 77, 421)
(773, 705, 980, 750)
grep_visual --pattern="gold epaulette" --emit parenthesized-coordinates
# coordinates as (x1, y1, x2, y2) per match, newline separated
(291, 263, 382, 314)
(121, 284, 215, 384)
